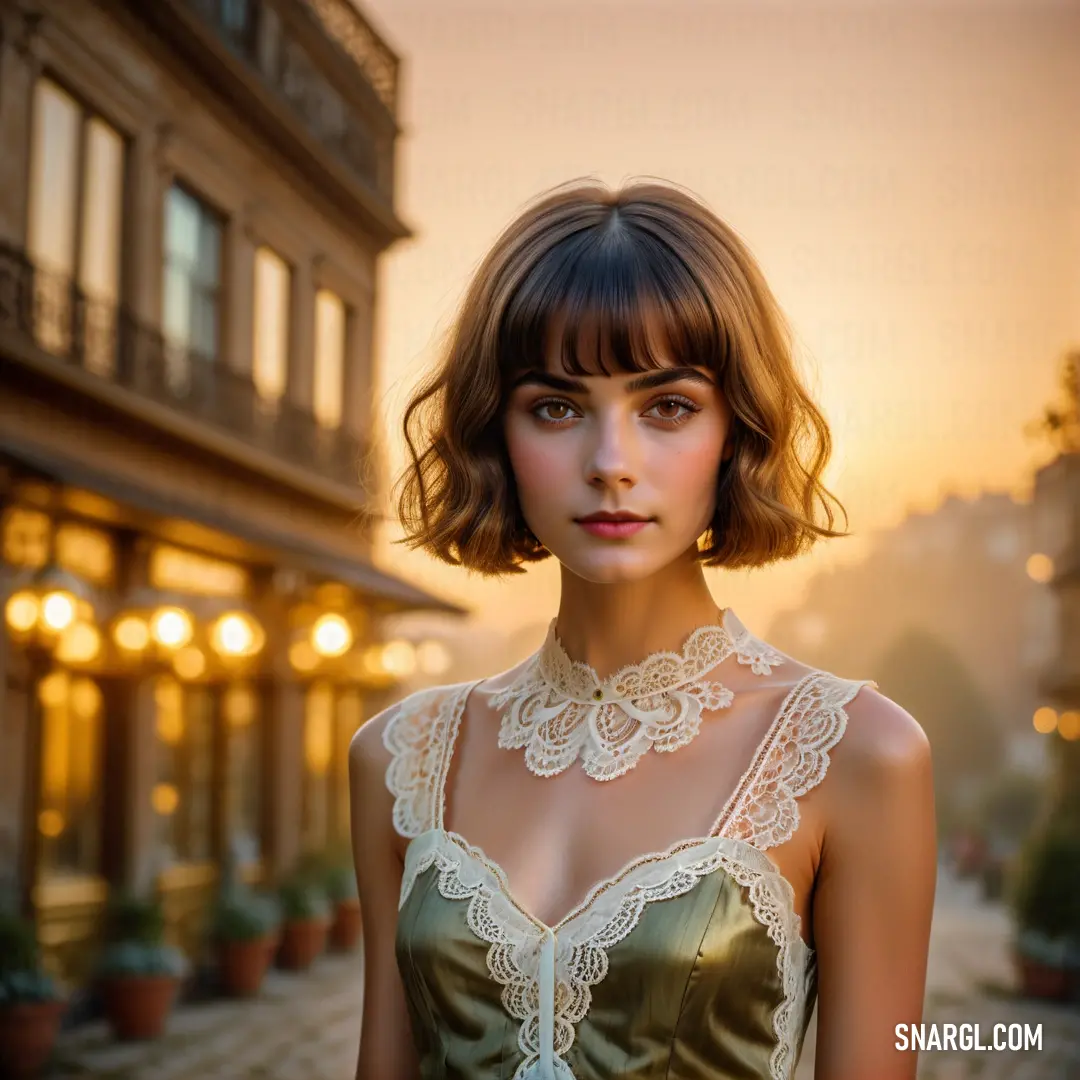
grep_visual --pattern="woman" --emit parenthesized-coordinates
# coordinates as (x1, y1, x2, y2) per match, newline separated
(350, 179, 937, 1080)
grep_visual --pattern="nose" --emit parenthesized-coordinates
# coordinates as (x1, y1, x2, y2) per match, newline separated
(584, 411, 638, 491)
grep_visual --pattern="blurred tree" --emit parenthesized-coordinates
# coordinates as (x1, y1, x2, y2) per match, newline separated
(874, 628, 1004, 834)
(1025, 349, 1080, 846)
(1024, 348, 1080, 454)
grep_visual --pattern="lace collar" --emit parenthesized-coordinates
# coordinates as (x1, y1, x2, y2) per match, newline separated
(491, 608, 785, 781)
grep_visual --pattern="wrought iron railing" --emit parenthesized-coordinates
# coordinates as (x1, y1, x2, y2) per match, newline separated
(177, 0, 391, 196)
(0, 243, 366, 492)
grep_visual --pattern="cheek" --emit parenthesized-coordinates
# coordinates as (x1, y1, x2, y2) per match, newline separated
(504, 425, 567, 508)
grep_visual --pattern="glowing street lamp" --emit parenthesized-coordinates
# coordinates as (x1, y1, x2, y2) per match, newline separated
(209, 611, 264, 659)
(311, 613, 352, 658)
(3, 565, 95, 640)
(150, 607, 193, 650)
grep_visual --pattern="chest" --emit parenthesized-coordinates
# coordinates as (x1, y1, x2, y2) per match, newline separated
(431, 689, 825, 937)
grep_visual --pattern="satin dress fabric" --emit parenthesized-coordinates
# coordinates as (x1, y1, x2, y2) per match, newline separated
(386, 666, 877, 1080)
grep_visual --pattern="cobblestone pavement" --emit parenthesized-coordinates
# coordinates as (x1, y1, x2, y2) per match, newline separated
(795, 868, 1080, 1080)
(49, 867, 1079, 1079)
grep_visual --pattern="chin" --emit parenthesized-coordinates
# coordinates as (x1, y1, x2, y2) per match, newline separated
(557, 550, 668, 586)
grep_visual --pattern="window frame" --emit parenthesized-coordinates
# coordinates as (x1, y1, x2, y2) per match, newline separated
(162, 180, 227, 367)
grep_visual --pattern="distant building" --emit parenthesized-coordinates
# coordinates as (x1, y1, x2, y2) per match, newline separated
(766, 489, 1051, 768)
(0, 0, 463, 988)
(1032, 451, 1080, 726)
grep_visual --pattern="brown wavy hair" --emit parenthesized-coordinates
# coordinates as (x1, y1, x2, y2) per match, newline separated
(393, 178, 851, 576)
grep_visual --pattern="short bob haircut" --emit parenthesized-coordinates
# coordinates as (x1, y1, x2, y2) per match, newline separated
(394, 178, 850, 576)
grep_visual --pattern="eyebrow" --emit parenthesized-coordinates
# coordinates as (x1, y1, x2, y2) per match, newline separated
(512, 366, 715, 394)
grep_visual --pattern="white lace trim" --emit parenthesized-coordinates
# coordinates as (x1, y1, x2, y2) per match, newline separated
(720, 674, 879, 849)
(387, 672, 878, 1080)
(491, 608, 787, 781)
(382, 683, 469, 838)
(402, 830, 811, 1080)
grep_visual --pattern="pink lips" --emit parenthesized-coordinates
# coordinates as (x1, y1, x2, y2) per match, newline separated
(576, 519, 651, 539)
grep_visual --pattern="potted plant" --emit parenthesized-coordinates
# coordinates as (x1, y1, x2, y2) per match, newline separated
(324, 864, 362, 952)
(211, 888, 280, 998)
(0, 910, 65, 1078)
(1008, 827, 1080, 1000)
(276, 877, 330, 972)
(97, 893, 186, 1040)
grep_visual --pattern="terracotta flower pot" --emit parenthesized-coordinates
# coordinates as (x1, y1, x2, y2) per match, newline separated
(0, 999, 65, 1079)
(330, 900, 362, 952)
(277, 918, 328, 971)
(101, 975, 179, 1040)
(1013, 951, 1071, 1001)
(218, 935, 275, 998)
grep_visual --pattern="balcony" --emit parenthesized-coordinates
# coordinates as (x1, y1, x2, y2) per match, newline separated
(0, 243, 367, 495)
(124, 0, 408, 246)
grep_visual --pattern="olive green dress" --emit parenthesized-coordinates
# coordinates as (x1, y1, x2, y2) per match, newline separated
(384, 659, 877, 1080)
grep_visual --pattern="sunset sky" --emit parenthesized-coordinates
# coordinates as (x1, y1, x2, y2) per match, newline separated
(361, 0, 1080, 639)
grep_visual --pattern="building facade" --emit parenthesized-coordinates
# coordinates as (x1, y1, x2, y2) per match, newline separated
(0, 0, 461, 989)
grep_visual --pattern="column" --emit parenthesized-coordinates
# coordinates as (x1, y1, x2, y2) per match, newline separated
(288, 258, 316, 413)
(128, 125, 172, 328)
(266, 681, 304, 877)
(343, 286, 374, 441)
(225, 211, 256, 378)
(125, 677, 160, 894)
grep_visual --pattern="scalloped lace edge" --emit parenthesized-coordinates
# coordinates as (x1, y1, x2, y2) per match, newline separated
(401, 830, 810, 1080)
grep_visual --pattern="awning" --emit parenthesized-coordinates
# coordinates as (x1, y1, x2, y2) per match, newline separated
(0, 438, 467, 616)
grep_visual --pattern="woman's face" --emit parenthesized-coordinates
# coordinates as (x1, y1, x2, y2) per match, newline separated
(503, 337, 733, 585)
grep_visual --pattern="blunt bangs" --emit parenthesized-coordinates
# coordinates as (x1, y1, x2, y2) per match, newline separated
(498, 211, 729, 382)
(395, 178, 850, 575)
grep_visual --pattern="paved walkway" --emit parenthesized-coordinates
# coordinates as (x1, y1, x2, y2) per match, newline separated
(49, 868, 1079, 1079)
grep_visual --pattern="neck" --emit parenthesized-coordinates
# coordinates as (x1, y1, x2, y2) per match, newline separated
(554, 552, 724, 679)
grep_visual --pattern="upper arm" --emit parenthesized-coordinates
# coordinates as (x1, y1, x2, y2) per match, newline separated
(811, 689, 937, 1080)
(349, 704, 420, 1080)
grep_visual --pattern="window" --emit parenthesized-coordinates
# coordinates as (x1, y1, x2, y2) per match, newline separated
(26, 78, 124, 376)
(37, 671, 103, 880)
(253, 246, 291, 405)
(219, 0, 256, 53)
(163, 185, 223, 390)
(313, 289, 346, 428)
(301, 682, 333, 851)
(222, 682, 262, 864)
(153, 677, 214, 864)
(302, 683, 363, 852)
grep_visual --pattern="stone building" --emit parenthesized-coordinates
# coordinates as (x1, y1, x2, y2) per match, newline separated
(0, 0, 462, 987)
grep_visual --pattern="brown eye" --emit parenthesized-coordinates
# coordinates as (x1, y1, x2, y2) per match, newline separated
(645, 396, 698, 424)
(532, 399, 577, 423)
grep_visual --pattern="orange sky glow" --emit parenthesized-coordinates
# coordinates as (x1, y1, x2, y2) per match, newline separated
(362, 0, 1080, 636)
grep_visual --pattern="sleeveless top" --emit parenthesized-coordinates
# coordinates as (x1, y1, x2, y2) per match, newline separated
(382, 657, 878, 1080)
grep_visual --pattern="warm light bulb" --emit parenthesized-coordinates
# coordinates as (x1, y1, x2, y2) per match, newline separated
(4, 591, 39, 633)
(416, 639, 452, 676)
(1059, 711, 1080, 742)
(69, 677, 102, 719)
(381, 639, 416, 676)
(1025, 553, 1054, 584)
(1032, 707, 1057, 734)
(151, 783, 180, 815)
(289, 640, 319, 672)
(151, 607, 193, 649)
(212, 613, 254, 656)
(41, 590, 76, 632)
(37, 671, 69, 709)
(173, 646, 206, 680)
(55, 622, 101, 664)
(312, 613, 352, 657)
(114, 615, 150, 651)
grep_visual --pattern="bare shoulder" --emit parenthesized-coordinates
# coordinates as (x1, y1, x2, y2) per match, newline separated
(350, 684, 446, 759)
(827, 682, 933, 803)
